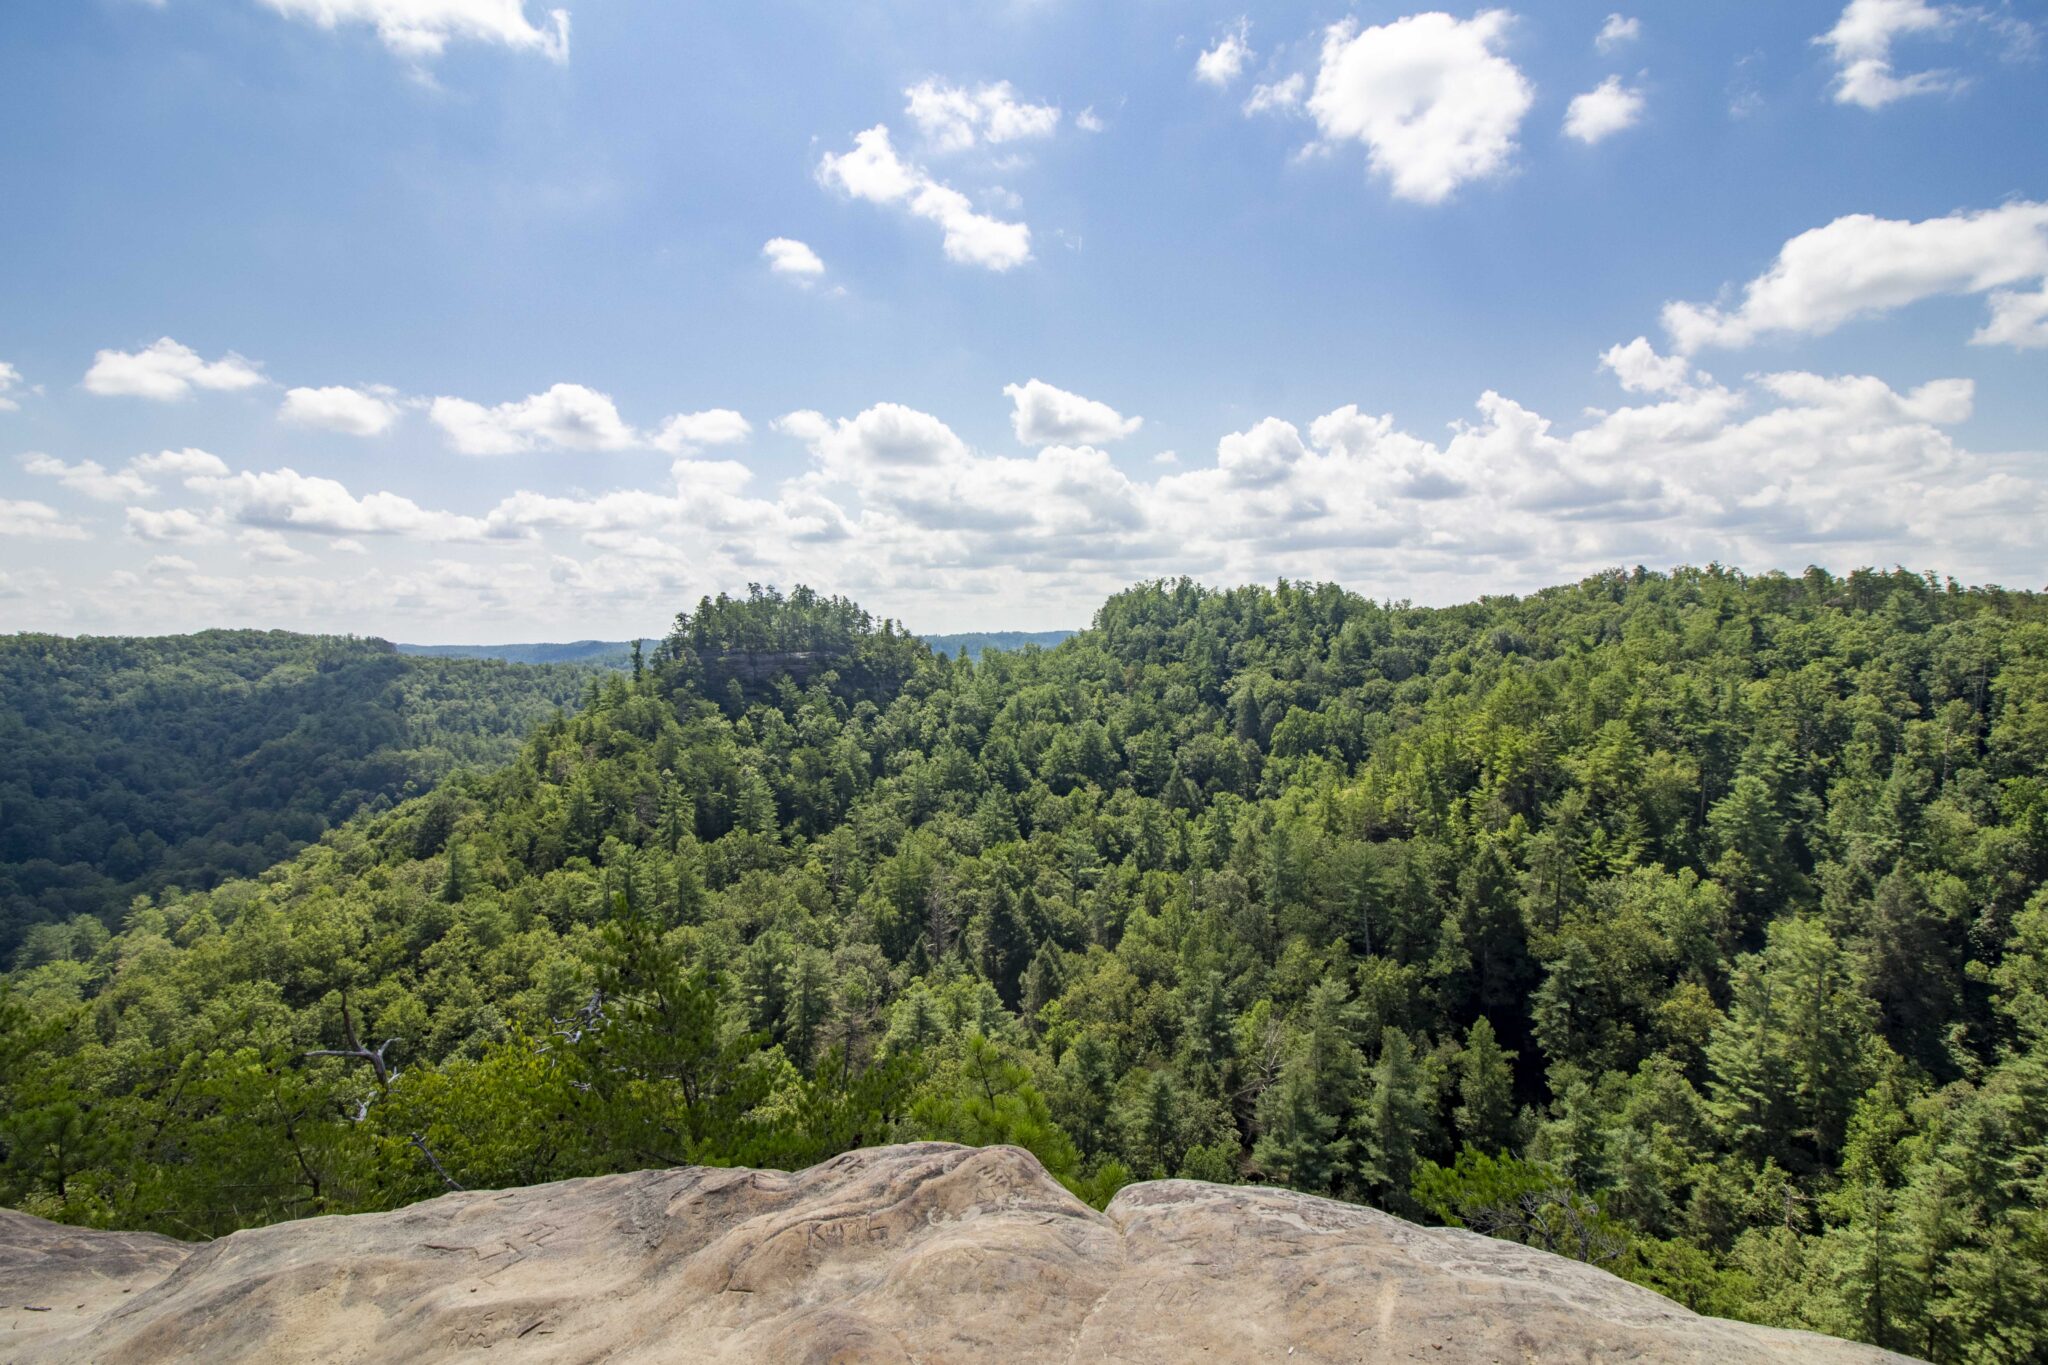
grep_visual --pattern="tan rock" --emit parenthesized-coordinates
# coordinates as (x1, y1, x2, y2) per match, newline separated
(0, 1142, 1916, 1363)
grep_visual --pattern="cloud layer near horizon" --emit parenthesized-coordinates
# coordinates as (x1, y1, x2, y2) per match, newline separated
(16, 358, 2042, 635)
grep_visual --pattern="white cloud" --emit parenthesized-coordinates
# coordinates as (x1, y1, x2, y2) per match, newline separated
(1243, 73, 1305, 116)
(652, 409, 752, 455)
(1662, 200, 2048, 352)
(1596, 14, 1640, 53)
(430, 382, 640, 454)
(1599, 337, 1695, 395)
(56, 360, 2045, 636)
(253, 0, 569, 63)
(330, 537, 369, 554)
(21, 453, 153, 503)
(1306, 10, 1534, 204)
(240, 528, 312, 563)
(132, 448, 231, 479)
(1076, 107, 1105, 133)
(777, 403, 968, 475)
(763, 237, 826, 278)
(1977, 285, 2048, 348)
(187, 467, 490, 539)
(125, 507, 220, 543)
(426, 385, 746, 456)
(0, 361, 22, 412)
(82, 337, 266, 401)
(1216, 418, 1310, 488)
(817, 125, 1032, 271)
(1819, 0, 1959, 108)
(280, 384, 402, 436)
(0, 499, 88, 541)
(904, 79, 1059, 153)
(1004, 379, 1142, 447)
(1196, 21, 1253, 87)
(21, 447, 230, 502)
(1564, 76, 1644, 144)
(146, 555, 198, 575)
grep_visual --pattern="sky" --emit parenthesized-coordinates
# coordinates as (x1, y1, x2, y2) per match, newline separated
(1, 0, 2044, 640)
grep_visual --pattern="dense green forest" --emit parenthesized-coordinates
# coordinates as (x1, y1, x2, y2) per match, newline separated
(4, 571, 2046, 1361)
(0, 632, 598, 955)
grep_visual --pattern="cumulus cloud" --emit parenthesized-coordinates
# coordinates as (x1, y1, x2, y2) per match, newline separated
(430, 382, 639, 454)
(1596, 14, 1640, 53)
(240, 528, 312, 563)
(1216, 418, 1311, 488)
(125, 507, 220, 543)
(1819, 0, 1958, 108)
(752, 370, 2044, 608)
(1196, 21, 1253, 87)
(777, 402, 968, 475)
(48, 362, 2048, 636)
(132, 448, 231, 479)
(763, 237, 826, 278)
(1564, 76, 1644, 143)
(1005, 379, 1142, 447)
(82, 337, 266, 401)
(1661, 200, 2048, 352)
(253, 0, 569, 63)
(1243, 73, 1306, 116)
(1306, 10, 1534, 204)
(905, 79, 1060, 152)
(652, 409, 752, 455)
(0, 498, 88, 540)
(1599, 337, 1696, 395)
(21, 447, 229, 502)
(1076, 107, 1105, 133)
(817, 125, 1032, 271)
(280, 384, 402, 436)
(187, 467, 490, 540)
(0, 361, 22, 412)
(21, 453, 153, 503)
(426, 384, 748, 456)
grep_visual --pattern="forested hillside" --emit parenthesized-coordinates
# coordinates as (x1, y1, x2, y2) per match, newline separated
(4, 571, 2046, 1362)
(0, 632, 598, 955)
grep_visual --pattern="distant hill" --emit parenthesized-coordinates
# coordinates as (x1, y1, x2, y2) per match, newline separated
(0, 631, 599, 955)
(396, 640, 645, 666)
(922, 629, 1075, 659)
(398, 631, 1076, 665)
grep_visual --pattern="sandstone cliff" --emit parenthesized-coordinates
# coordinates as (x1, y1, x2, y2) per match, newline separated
(2, 1142, 1915, 1363)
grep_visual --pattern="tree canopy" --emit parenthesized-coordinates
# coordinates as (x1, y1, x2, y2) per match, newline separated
(5, 566, 2047, 1361)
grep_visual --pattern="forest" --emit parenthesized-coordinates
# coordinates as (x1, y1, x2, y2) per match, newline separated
(3, 570, 2045, 1363)
(0, 631, 598, 955)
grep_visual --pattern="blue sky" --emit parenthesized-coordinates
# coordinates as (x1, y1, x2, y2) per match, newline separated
(1, 0, 2044, 639)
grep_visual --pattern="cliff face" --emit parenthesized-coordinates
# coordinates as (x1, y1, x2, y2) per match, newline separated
(2, 1143, 1914, 1364)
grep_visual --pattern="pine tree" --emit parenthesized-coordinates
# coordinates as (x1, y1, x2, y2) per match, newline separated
(1359, 1028, 1433, 1215)
(1455, 1016, 1516, 1154)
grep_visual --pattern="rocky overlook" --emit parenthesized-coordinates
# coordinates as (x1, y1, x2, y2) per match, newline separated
(1, 1143, 1911, 1364)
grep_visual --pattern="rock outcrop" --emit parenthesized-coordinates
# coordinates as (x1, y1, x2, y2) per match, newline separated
(2, 1142, 1915, 1363)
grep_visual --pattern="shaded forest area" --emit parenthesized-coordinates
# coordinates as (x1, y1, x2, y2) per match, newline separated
(4, 571, 2047, 1361)
(0, 631, 598, 956)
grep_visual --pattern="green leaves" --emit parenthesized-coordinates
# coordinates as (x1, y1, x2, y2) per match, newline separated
(8, 568, 2048, 1356)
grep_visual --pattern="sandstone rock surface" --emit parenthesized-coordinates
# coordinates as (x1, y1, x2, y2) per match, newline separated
(1, 1142, 1916, 1363)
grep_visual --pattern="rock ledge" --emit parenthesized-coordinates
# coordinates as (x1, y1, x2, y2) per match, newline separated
(1, 1142, 1914, 1363)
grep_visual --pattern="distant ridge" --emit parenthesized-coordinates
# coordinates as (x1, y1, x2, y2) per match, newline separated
(398, 630, 1076, 666)
(395, 639, 646, 665)
(922, 629, 1074, 659)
